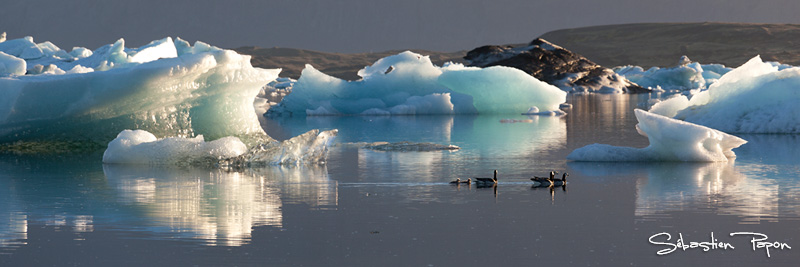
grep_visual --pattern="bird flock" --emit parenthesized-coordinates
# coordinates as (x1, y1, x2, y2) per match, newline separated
(450, 169, 568, 188)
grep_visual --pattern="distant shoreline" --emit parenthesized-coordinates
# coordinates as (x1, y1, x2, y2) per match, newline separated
(236, 22, 800, 79)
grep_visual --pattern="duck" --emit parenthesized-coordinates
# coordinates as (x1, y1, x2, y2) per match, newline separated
(449, 178, 462, 184)
(460, 178, 472, 185)
(552, 172, 568, 187)
(531, 171, 557, 186)
(474, 170, 498, 185)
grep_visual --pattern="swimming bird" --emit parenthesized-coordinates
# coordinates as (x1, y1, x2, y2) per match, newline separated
(474, 170, 498, 185)
(460, 178, 472, 185)
(531, 171, 557, 186)
(552, 172, 568, 187)
(449, 178, 461, 184)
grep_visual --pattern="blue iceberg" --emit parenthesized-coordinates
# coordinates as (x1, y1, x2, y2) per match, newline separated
(269, 51, 567, 116)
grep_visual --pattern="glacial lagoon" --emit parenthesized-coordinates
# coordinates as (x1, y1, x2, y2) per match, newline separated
(2, 94, 799, 265)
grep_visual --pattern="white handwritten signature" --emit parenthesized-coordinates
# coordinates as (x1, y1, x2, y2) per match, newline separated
(649, 232, 792, 257)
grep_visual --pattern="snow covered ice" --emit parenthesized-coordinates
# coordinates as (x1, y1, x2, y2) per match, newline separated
(269, 51, 567, 116)
(0, 34, 337, 165)
(567, 109, 747, 162)
(648, 56, 800, 133)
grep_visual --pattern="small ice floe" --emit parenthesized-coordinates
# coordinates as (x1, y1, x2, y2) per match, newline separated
(567, 109, 747, 162)
(521, 106, 567, 116)
(103, 129, 337, 166)
(102, 130, 248, 166)
(499, 119, 534, 123)
(361, 141, 459, 152)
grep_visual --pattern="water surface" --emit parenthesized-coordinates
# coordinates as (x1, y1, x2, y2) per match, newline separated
(2, 94, 799, 265)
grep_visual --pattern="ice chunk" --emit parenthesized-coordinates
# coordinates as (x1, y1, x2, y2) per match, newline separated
(104, 128, 337, 166)
(125, 37, 178, 63)
(0, 36, 38, 58)
(521, 106, 566, 116)
(438, 65, 567, 113)
(0, 51, 26, 76)
(648, 95, 690, 118)
(614, 56, 733, 90)
(361, 141, 459, 152)
(648, 56, 800, 133)
(0, 36, 279, 145)
(70, 47, 93, 59)
(222, 129, 338, 166)
(567, 109, 747, 162)
(271, 51, 565, 116)
(103, 129, 248, 165)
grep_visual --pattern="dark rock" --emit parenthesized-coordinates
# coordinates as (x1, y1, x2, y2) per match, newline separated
(465, 38, 649, 93)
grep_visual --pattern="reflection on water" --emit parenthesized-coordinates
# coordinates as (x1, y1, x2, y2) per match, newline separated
(569, 134, 800, 224)
(103, 165, 337, 246)
(0, 212, 26, 250)
(266, 114, 567, 158)
(0, 174, 25, 250)
(0, 154, 338, 249)
(3, 95, 800, 265)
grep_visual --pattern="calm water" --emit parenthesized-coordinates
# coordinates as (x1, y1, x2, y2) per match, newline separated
(2, 94, 799, 266)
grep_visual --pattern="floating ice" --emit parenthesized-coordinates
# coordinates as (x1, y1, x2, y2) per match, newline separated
(222, 129, 338, 166)
(269, 51, 566, 116)
(361, 141, 460, 152)
(0, 35, 279, 145)
(614, 56, 732, 90)
(104, 128, 337, 166)
(648, 56, 800, 133)
(103, 129, 248, 165)
(1, 35, 338, 165)
(567, 109, 747, 162)
(438, 64, 567, 113)
(521, 106, 566, 116)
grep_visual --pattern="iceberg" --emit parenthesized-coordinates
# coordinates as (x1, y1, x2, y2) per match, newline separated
(567, 109, 747, 162)
(104, 128, 337, 166)
(1, 35, 338, 165)
(648, 56, 800, 133)
(102, 129, 248, 165)
(0, 35, 277, 144)
(614, 56, 732, 90)
(268, 51, 566, 116)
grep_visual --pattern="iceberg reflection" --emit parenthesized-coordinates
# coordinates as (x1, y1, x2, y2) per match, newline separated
(103, 165, 337, 246)
(0, 172, 27, 250)
(569, 160, 795, 224)
(0, 212, 27, 250)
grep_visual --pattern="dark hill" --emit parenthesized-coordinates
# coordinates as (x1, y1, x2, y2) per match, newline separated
(540, 22, 800, 68)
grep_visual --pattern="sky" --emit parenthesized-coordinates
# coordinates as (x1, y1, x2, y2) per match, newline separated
(2, 0, 799, 53)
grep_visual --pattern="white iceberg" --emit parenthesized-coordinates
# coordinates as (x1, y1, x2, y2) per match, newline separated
(103, 129, 248, 165)
(103, 128, 337, 166)
(0, 35, 276, 144)
(567, 109, 747, 162)
(1, 35, 338, 165)
(648, 56, 800, 133)
(614, 56, 732, 90)
(269, 51, 566, 116)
